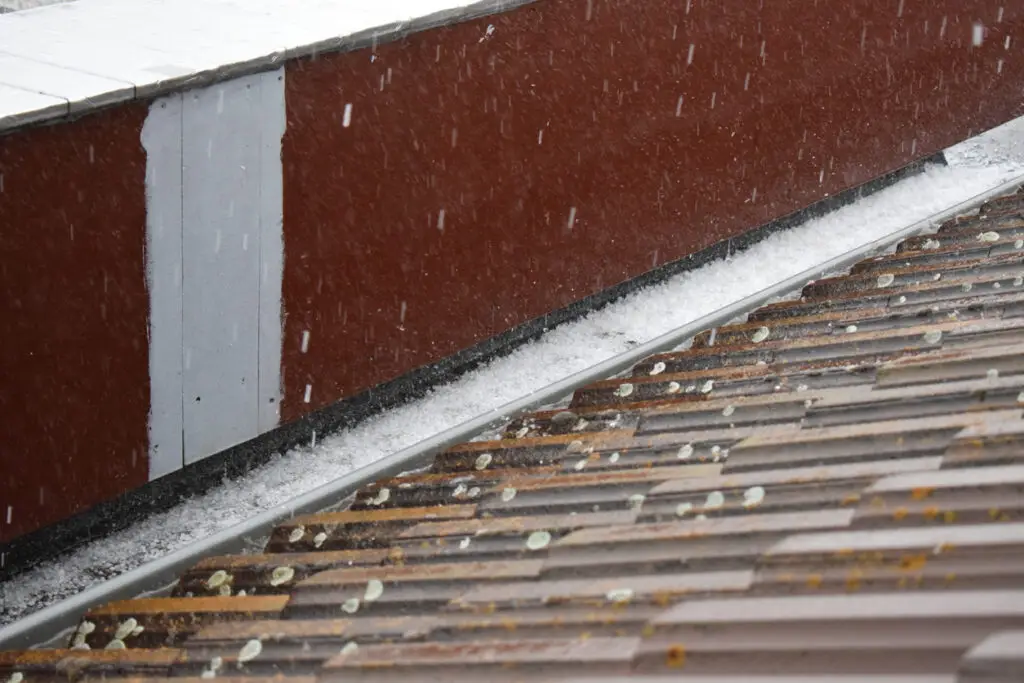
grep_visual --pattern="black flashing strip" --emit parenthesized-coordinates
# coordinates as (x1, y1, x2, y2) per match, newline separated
(0, 151, 945, 581)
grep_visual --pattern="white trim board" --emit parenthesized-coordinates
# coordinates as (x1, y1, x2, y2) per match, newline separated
(0, 0, 511, 129)
(143, 68, 285, 480)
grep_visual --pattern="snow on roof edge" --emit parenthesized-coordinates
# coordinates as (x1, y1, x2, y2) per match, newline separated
(0, 0, 536, 135)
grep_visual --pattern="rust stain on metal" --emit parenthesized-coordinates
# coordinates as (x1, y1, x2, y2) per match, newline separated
(285, 505, 477, 527)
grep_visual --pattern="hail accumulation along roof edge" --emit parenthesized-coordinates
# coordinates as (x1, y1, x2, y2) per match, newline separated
(6, 171, 1024, 679)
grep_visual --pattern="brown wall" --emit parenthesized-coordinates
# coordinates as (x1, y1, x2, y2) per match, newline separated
(2, 0, 1023, 547)
(0, 106, 150, 543)
(280, 0, 1024, 420)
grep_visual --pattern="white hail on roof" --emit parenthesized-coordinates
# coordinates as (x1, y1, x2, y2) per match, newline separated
(2, 119, 1024, 628)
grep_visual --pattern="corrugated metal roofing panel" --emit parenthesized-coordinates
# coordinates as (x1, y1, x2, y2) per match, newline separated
(4, 183, 1024, 681)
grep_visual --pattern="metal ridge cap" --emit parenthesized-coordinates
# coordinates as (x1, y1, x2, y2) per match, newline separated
(1, 171, 1022, 651)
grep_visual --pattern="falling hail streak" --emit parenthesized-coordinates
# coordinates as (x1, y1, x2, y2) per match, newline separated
(437, 208, 446, 232)
(342, 103, 353, 128)
(300, 330, 310, 353)
(675, 96, 684, 117)
(567, 206, 577, 231)
(687, 44, 695, 65)
(584, 0, 592, 20)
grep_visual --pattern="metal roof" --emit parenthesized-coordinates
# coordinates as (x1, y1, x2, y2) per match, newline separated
(2, 184, 1024, 681)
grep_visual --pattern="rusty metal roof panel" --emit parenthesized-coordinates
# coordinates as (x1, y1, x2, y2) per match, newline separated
(0, 648, 183, 683)
(551, 678, 956, 683)
(957, 630, 1024, 682)
(5, 184, 1024, 680)
(320, 637, 641, 682)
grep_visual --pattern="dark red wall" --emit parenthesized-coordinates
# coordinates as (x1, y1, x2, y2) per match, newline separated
(3, 0, 1023, 547)
(0, 106, 150, 543)
(280, 0, 1024, 420)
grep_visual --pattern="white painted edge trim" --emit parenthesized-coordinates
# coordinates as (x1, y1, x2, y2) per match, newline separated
(142, 93, 185, 481)
(258, 68, 285, 433)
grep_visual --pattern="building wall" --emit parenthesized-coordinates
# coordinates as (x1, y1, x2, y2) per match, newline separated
(2, 0, 1023, 545)
(278, 0, 1024, 421)
(0, 104, 151, 542)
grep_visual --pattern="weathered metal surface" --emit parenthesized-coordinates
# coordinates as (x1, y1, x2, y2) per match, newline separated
(6, 185, 1024, 680)
(264, 506, 477, 553)
(958, 630, 1024, 683)
(0, 648, 182, 683)
(320, 637, 640, 682)
(174, 549, 389, 597)
(642, 591, 1024, 675)
(285, 559, 546, 619)
(70, 596, 288, 649)
(551, 678, 956, 683)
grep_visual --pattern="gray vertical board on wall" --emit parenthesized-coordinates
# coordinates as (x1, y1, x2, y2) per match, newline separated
(257, 69, 285, 434)
(181, 70, 284, 464)
(141, 93, 185, 481)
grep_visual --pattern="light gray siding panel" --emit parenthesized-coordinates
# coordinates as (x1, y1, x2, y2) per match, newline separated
(257, 68, 285, 433)
(142, 93, 185, 481)
(181, 74, 264, 464)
